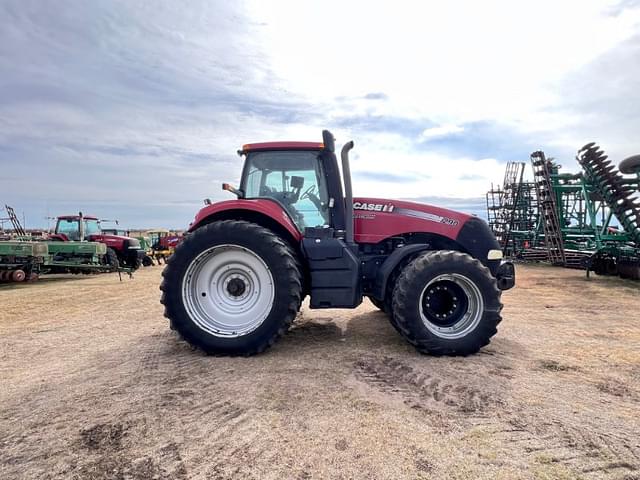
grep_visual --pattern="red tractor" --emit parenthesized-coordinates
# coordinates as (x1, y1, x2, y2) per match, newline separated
(161, 131, 515, 356)
(50, 213, 145, 269)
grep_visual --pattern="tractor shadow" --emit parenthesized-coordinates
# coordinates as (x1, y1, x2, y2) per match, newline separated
(279, 308, 406, 354)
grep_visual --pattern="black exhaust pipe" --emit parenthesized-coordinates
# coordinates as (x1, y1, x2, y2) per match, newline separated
(341, 141, 355, 244)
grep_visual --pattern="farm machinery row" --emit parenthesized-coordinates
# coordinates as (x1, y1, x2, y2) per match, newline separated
(486, 143, 640, 279)
(134, 229, 182, 266)
(0, 208, 144, 283)
(0, 239, 112, 282)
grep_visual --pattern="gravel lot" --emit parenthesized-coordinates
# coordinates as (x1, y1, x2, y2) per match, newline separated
(1, 264, 639, 480)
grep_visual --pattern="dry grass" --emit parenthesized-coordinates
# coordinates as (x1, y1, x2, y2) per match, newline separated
(0, 264, 639, 479)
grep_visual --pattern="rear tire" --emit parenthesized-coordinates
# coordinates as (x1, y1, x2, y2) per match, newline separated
(392, 250, 502, 356)
(160, 220, 302, 355)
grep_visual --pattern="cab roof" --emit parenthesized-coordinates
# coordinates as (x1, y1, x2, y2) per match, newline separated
(241, 141, 324, 153)
(57, 215, 98, 220)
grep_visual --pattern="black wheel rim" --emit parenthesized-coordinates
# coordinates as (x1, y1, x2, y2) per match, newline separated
(419, 273, 483, 339)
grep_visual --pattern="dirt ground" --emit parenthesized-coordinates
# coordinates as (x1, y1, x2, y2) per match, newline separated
(0, 264, 639, 480)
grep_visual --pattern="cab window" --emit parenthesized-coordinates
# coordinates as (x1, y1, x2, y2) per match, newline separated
(242, 150, 329, 229)
(56, 219, 81, 240)
(84, 219, 101, 236)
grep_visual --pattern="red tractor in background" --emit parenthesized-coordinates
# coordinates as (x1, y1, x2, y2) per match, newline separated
(50, 213, 145, 269)
(144, 229, 183, 265)
(161, 131, 515, 356)
(149, 229, 182, 253)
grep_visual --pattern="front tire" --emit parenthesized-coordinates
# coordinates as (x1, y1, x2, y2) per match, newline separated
(160, 220, 302, 355)
(104, 247, 120, 271)
(392, 250, 502, 356)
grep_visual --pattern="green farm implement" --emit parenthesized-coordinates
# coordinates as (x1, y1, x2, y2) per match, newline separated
(0, 241, 48, 282)
(0, 206, 132, 283)
(486, 143, 640, 279)
(0, 239, 128, 283)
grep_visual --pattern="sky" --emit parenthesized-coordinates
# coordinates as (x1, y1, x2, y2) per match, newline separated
(1, 0, 640, 229)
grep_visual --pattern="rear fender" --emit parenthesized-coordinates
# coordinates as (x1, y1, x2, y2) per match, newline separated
(189, 199, 302, 244)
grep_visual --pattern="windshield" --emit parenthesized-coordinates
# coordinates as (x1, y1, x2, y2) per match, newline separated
(56, 218, 101, 240)
(84, 219, 101, 236)
(56, 219, 80, 240)
(242, 150, 329, 229)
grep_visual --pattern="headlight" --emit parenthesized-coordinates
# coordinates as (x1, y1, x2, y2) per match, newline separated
(487, 249, 503, 260)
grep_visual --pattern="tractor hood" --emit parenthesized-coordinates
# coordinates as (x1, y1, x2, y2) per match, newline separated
(352, 197, 471, 243)
(88, 234, 141, 249)
(353, 197, 501, 272)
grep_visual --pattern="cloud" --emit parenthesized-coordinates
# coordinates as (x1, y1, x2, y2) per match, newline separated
(459, 174, 484, 181)
(405, 195, 488, 218)
(355, 171, 424, 183)
(421, 124, 464, 140)
(363, 92, 389, 101)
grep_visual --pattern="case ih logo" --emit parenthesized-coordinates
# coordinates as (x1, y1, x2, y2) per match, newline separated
(353, 202, 395, 213)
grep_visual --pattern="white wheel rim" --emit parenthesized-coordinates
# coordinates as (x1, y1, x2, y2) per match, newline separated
(181, 244, 275, 337)
(419, 273, 484, 339)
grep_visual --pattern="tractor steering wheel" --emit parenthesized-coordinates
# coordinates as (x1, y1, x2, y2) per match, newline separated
(300, 184, 317, 200)
(299, 184, 329, 224)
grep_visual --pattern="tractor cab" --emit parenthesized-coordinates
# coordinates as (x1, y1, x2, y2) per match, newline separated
(234, 134, 349, 235)
(240, 147, 330, 230)
(54, 215, 101, 241)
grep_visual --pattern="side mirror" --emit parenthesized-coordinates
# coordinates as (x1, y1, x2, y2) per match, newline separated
(222, 183, 244, 199)
(322, 130, 335, 153)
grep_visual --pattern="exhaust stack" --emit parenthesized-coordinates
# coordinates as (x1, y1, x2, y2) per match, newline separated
(341, 141, 355, 244)
(79, 211, 85, 241)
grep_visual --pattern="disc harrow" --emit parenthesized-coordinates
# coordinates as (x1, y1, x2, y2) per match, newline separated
(487, 142, 640, 280)
(577, 143, 640, 245)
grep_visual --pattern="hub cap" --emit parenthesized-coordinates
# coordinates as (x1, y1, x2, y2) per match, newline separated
(181, 244, 275, 337)
(419, 273, 483, 339)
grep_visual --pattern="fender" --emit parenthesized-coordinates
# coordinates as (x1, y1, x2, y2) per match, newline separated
(371, 243, 430, 300)
(454, 216, 501, 275)
(189, 199, 302, 241)
(48, 233, 68, 242)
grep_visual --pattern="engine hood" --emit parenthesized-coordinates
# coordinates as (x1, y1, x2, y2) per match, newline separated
(352, 197, 472, 243)
(90, 234, 131, 242)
